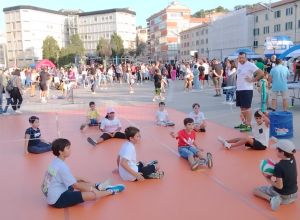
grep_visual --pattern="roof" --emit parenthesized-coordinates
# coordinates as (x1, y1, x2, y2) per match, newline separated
(247, 0, 298, 14)
(3, 5, 136, 16)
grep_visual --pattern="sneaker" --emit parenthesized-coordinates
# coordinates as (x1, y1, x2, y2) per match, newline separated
(147, 171, 164, 179)
(80, 124, 86, 130)
(206, 152, 213, 168)
(95, 179, 112, 191)
(146, 160, 158, 166)
(198, 158, 207, 166)
(106, 184, 125, 195)
(217, 136, 231, 149)
(234, 123, 246, 129)
(2, 112, 10, 116)
(200, 128, 206, 132)
(270, 195, 282, 211)
(240, 125, 252, 132)
(87, 137, 97, 146)
(191, 161, 199, 171)
(152, 98, 156, 102)
(15, 110, 22, 114)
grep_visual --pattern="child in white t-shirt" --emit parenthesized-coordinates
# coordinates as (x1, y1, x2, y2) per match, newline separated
(41, 138, 125, 208)
(217, 110, 269, 150)
(188, 103, 206, 132)
(117, 126, 164, 181)
(155, 102, 175, 127)
(87, 107, 126, 146)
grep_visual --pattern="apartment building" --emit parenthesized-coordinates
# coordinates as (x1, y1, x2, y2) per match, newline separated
(247, 0, 300, 55)
(147, 1, 207, 62)
(0, 33, 7, 68)
(3, 6, 136, 67)
(179, 23, 209, 61)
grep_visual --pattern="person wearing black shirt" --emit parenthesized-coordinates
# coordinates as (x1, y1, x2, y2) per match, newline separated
(253, 139, 298, 211)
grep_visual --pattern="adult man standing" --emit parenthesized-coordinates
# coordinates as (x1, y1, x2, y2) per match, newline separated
(235, 52, 264, 132)
(269, 59, 290, 111)
(211, 59, 223, 96)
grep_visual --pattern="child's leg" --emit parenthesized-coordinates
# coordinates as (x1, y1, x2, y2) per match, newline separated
(227, 137, 252, 148)
(253, 186, 273, 201)
(137, 162, 157, 178)
(113, 132, 126, 139)
(28, 142, 52, 154)
(178, 147, 198, 170)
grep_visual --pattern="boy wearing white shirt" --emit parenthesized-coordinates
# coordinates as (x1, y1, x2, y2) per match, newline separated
(188, 103, 206, 132)
(156, 102, 175, 127)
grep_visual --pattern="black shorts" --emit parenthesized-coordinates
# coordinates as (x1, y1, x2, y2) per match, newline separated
(204, 75, 209, 80)
(245, 138, 267, 150)
(137, 162, 156, 178)
(40, 83, 48, 91)
(52, 186, 84, 208)
(236, 90, 253, 108)
(100, 131, 126, 141)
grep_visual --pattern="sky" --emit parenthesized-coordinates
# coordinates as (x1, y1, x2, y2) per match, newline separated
(0, 0, 263, 33)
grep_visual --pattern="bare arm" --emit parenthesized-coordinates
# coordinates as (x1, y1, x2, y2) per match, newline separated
(120, 157, 144, 181)
(24, 134, 30, 154)
(264, 175, 283, 189)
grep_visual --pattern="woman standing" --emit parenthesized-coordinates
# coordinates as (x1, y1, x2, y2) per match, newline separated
(10, 69, 23, 113)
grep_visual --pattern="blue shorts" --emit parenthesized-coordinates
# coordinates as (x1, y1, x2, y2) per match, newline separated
(178, 146, 199, 159)
(89, 119, 99, 126)
(52, 186, 84, 208)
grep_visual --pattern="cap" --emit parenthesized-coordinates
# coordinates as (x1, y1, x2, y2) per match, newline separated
(107, 107, 115, 114)
(275, 139, 296, 154)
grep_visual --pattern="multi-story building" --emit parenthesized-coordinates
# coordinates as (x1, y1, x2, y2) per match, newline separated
(0, 33, 7, 69)
(147, 1, 207, 62)
(208, 8, 254, 60)
(3, 5, 136, 67)
(136, 26, 147, 43)
(78, 8, 136, 56)
(247, 0, 300, 55)
(179, 23, 209, 61)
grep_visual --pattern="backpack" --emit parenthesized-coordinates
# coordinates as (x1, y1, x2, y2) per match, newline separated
(6, 79, 14, 93)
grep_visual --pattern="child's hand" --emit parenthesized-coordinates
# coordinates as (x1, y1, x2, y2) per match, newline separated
(170, 131, 176, 138)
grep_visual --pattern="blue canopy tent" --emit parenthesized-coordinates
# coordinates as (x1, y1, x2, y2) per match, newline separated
(278, 44, 300, 59)
(227, 48, 263, 60)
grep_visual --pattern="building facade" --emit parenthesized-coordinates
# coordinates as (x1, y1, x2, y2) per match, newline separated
(208, 8, 254, 60)
(247, 0, 300, 56)
(147, 1, 207, 62)
(0, 33, 7, 69)
(3, 6, 136, 67)
(179, 23, 209, 61)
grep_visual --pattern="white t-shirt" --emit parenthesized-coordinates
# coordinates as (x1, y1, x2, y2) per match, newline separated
(156, 110, 169, 122)
(188, 111, 205, 125)
(203, 63, 210, 75)
(100, 118, 122, 133)
(236, 61, 259, 91)
(41, 157, 77, 205)
(118, 141, 138, 181)
(252, 122, 269, 147)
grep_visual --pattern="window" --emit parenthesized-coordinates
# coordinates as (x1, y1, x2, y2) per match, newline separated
(94, 17, 97, 22)
(196, 40, 199, 45)
(286, 7, 293, 16)
(253, 28, 259, 36)
(274, 24, 281, 32)
(253, 41, 258, 48)
(274, 10, 281, 18)
(205, 38, 208, 44)
(263, 26, 269, 34)
(255, 16, 258, 23)
(265, 14, 268, 21)
(298, 20, 300, 28)
(285, 21, 293, 30)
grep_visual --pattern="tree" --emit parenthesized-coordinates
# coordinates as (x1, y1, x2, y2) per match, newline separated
(96, 37, 112, 57)
(110, 33, 124, 57)
(67, 34, 85, 56)
(42, 36, 60, 63)
(57, 47, 73, 67)
(192, 6, 229, 18)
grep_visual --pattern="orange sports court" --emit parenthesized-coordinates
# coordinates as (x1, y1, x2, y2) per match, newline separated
(0, 103, 299, 220)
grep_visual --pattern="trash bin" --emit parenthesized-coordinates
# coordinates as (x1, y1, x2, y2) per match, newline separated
(269, 111, 293, 139)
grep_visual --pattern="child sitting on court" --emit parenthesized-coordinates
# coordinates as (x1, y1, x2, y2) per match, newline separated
(80, 101, 101, 130)
(87, 107, 126, 146)
(24, 116, 52, 154)
(155, 102, 175, 127)
(41, 138, 125, 208)
(253, 139, 298, 211)
(117, 126, 164, 181)
(170, 118, 213, 171)
(217, 110, 269, 150)
(188, 103, 206, 132)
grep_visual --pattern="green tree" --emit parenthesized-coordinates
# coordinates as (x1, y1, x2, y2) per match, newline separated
(110, 33, 124, 57)
(57, 47, 73, 67)
(67, 34, 85, 56)
(42, 36, 60, 63)
(96, 37, 112, 68)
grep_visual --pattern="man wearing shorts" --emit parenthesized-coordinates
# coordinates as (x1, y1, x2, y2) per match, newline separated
(269, 59, 290, 111)
(235, 52, 264, 132)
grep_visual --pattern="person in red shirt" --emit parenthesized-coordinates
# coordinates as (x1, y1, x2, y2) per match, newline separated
(170, 118, 213, 171)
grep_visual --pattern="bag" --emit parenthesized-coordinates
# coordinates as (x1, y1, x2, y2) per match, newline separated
(6, 79, 14, 93)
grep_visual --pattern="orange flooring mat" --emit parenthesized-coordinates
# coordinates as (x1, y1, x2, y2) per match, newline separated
(0, 104, 299, 220)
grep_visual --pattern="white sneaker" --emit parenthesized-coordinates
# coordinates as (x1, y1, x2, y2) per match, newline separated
(270, 195, 282, 211)
(152, 98, 156, 102)
(15, 110, 22, 114)
(2, 112, 10, 115)
(217, 136, 231, 149)
(129, 90, 134, 94)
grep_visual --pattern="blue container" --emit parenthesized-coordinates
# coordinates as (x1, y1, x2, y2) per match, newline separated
(269, 111, 293, 138)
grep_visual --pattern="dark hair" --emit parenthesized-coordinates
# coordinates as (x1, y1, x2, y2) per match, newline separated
(192, 103, 200, 108)
(89, 101, 95, 106)
(183, 118, 194, 125)
(275, 59, 282, 65)
(29, 116, 39, 124)
(277, 148, 296, 158)
(52, 138, 71, 156)
(125, 126, 140, 140)
(254, 110, 262, 118)
(229, 60, 236, 70)
(159, 102, 165, 106)
(239, 52, 247, 56)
